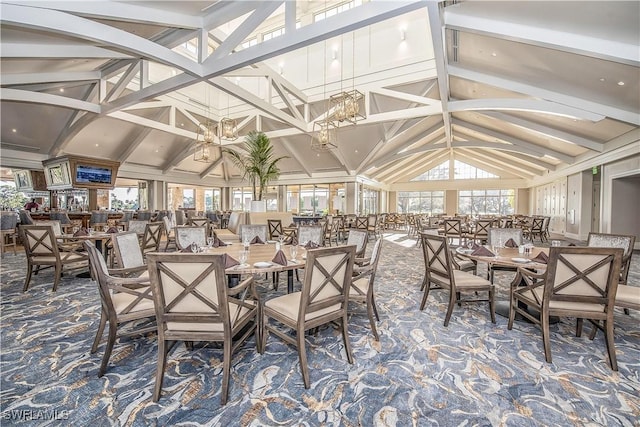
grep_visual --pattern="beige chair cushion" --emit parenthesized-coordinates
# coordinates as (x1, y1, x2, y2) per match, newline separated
(265, 291, 341, 322)
(167, 301, 256, 332)
(453, 270, 492, 288)
(517, 287, 605, 313)
(111, 290, 156, 315)
(616, 285, 640, 308)
(349, 276, 369, 296)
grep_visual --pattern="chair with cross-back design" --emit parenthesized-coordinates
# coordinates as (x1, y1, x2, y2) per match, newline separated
(110, 231, 149, 278)
(84, 240, 156, 376)
(508, 246, 623, 370)
(350, 238, 383, 340)
(262, 245, 355, 388)
(161, 216, 176, 251)
(442, 218, 465, 246)
(355, 216, 368, 232)
(470, 219, 494, 245)
(523, 216, 545, 243)
(146, 252, 261, 404)
(267, 219, 284, 240)
(297, 225, 324, 247)
(419, 233, 495, 326)
(20, 224, 89, 292)
(141, 222, 163, 254)
(347, 229, 368, 259)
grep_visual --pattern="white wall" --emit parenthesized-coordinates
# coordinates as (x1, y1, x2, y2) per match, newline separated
(601, 154, 640, 249)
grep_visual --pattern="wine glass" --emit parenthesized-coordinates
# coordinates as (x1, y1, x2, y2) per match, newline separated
(190, 242, 198, 253)
(239, 250, 248, 266)
(467, 240, 474, 250)
(207, 237, 214, 248)
(278, 235, 285, 246)
(290, 245, 298, 262)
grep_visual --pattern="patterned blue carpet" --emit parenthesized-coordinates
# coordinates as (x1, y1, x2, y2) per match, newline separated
(1, 232, 639, 426)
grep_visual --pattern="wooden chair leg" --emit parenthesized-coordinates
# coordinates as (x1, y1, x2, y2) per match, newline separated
(443, 291, 456, 327)
(604, 320, 618, 371)
(297, 331, 310, 388)
(91, 309, 107, 353)
(221, 340, 232, 405)
(99, 320, 118, 377)
(341, 315, 354, 363)
(367, 299, 379, 341)
(153, 339, 168, 402)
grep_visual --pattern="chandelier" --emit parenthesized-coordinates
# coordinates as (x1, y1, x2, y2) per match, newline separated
(193, 118, 216, 163)
(218, 117, 238, 141)
(330, 89, 365, 125)
(310, 118, 337, 152)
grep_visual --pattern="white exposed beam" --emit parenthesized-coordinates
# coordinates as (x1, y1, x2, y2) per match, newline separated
(444, 6, 640, 66)
(457, 149, 537, 178)
(426, 2, 452, 147)
(0, 42, 132, 59)
(1, 4, 201, 75)
(1, 71, 101, 86)
(474, 148, 546, 175)
(5, 1, 202, 29)
(200, 156, 224, 180)
(451, 139, 554, 162)
(370, 88, 440, 106)
(105, 62, 139, 102)
(452, 118, 575, 163)
(480, 111, 605, 152)
(448, 65, 636, 124)
(280, 140, 312, 177)
(0, 88, 100, 113)
(109, 111, 196, 139)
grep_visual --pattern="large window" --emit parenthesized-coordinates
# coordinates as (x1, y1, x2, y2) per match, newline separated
(397, 191, 445, 214)
(454, 160, 497, 179)
(458, 189, 515, 215)
(231, 187, 253, 211)
(314, 0, 363, 21)
(182, 189, 195, 208)
(204, 188, 221, 211)
(361, 186, 378, 215)
(110, 186, 139, 210)
(286, 184, 334, 216)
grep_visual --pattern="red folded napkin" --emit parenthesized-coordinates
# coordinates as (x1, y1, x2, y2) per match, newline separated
(224, 254, 239, 268)
(271, 250, 288, 266)
(504, 238, 517, 248)
(250, 236, 265, 244)
(304, 241, 320, 249)
(531, 251, 549, 264)
(106, 227, 119, 234)
(471, 246, 495, 257)
(73, 228, 89, 237)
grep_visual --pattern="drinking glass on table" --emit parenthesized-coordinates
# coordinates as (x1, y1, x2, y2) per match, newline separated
(239, 249, 248, 266)
(467, 240, 474, 250)
(290, 245, 298, 262)
(87, 227, 94, 235)
(207, 237, 214, 248)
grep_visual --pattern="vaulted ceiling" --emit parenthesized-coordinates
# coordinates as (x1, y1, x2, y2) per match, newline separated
(1, 1, 638, 188)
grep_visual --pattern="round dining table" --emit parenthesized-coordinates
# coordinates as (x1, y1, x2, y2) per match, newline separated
(204, 241, 307, 293)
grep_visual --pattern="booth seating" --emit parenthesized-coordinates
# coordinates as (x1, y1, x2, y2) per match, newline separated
(213, 211, 246, 241)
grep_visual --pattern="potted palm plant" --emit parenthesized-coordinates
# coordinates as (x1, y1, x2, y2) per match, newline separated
(223, 131, 287, 212)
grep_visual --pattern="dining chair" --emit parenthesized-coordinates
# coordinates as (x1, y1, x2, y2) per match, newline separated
(355, 216, 368, 232)
(174, 225, 207, 250)
(508, 246, 623, 370)
(0, 212, 18, 258)
(350, 238, 383, 340)
(267, 219, 284, 240)
(110, 231, 148, 277)
(470, 219, 494, 245)
(89, 211, 109, 232)
(161, 216, 176, 251)
(239, 224, 268, 243)
(146, 252, 261, 404)
(136, 211, 152, 221)
(297, 225, 323, 246)
(141, 222, 163, 254)
(326, 220, 341, 246)
(20, 224, 89, 292)
(49, 211, 74, 234)
(262, 245, 355, 388)
(18, 209, 35, 226)
(366, 214, 378, 239)
(127, 220, 148, 236)
(442, 218, 464, 246)
(346, 229, 368, 258)
(524, 217, 545, 243)
(419, 233, 495, 326)
(116, 210, 135, 231)
(84, 241, 156, 376)
(188, 217, 210, 227)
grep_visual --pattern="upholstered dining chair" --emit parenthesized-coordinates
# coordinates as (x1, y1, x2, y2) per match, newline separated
(470, 219, 494, 245)
(127, 220, 148, 236)
(297, 225, 323, 246)
(347, 229, 368, 259)
(174, 225, 207, 250)
(442, 218, 464, 246)
(0, 212, 18, 258)
(141, 222, 163, 254)
(188, 217, 210, 227)
(146, 253, 261, 404)
(508, 246, 623, 370)
(350, 238, 383, 340)
(18, 209, 35, 226)
(116, 210, 135, 231)
(161, 216, 176, 251)
(523, 217, 545, 243)
(419, 233, 495, 326)
(49, 211, 75, 234)
(110, 231, 148, 277)
(89, 211, 109, 232)
(239, 224, 268, 243)
(136, 211, 152, 221)
(20, 224, 89, 292)
(262, 245, 356, 388)
(84, 241, 156, 377)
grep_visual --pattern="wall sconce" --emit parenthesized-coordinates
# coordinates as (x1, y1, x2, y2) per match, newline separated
(278, 62, 284, 75)
(400, 29, 406, 41)
(332, 49, 337, 60)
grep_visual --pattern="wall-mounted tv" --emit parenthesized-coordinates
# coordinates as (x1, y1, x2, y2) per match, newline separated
(75, 164, 113, 184)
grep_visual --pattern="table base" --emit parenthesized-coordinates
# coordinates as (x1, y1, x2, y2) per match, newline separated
(496, 300, 559, 324)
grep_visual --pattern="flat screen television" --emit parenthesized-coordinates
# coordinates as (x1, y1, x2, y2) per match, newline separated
(75, 164, 112, 185)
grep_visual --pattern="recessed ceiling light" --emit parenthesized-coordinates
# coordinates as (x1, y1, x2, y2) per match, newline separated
(155, 149, 159, 153)
(491, 52, 497, 57)
(12, 128, 16, 133)
(180, 123, 184, 127)
(617, 81, 625, 86)
(95, 143, 99, 147)
(355, 149, 358, 153)
(599, 78, 606, 82)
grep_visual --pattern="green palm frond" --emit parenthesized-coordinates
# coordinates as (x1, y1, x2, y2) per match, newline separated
(222, 131, 288, 201)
